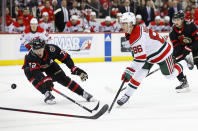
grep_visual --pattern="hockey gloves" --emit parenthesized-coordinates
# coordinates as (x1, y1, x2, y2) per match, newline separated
(71, 66, 88, 81)
(121, 67, 135, 82)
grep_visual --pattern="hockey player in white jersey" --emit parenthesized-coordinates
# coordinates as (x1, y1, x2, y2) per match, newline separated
(117, 12, 184, 106)
(20, 18, 52, 50)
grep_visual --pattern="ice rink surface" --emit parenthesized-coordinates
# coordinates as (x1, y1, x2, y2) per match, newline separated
(0, 61, 198, 131)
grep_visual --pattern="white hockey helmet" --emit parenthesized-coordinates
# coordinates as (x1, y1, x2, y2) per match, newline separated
(136, 14, 142, 19)
(42, 12, 49, 16)
(105, 16, 111, 21)
(90, 11, 96, 16)
(71, 15, 78, 20)
(164, 16, 170, 22)
(30, 18, 38, 25)
(120, 12, 136, 25)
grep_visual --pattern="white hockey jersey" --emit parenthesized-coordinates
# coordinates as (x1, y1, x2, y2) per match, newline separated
(127, 25, 173, 71)
(39, 20, 54, 32)
(20, 26, 52, 50)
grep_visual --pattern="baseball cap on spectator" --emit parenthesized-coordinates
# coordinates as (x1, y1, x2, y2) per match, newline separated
(42, 12, 49, 16)
(71, 15, 78, 20)
(105, 16, 111, 21)
(136, 15, 142, 19)
(90, 12, 96, 16)
(17, 16, 23, 20)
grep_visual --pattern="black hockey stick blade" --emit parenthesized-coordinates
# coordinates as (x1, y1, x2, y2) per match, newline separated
(90, 104, 109, 119)
(0, 105, 108, 120)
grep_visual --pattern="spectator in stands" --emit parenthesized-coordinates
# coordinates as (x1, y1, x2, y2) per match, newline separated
(148, 16, 164, 32)
(39, 12, 54, 32)
(69, 0, 81, 16)
(5, 7, 14, 32)
(114, 12, 123, 32)
(160, 3, 168, 18)
(21, 7, 34, 26)
(54, 0, 70, 32)
(141, 0, 155, 26)
(136, 14, 146, 27)
(162, 16, 171, 31)
(111, 0, 120, 18)
(79, 1, 92, 18)
(119, 0, 134, 14)
(9, 16, 26, 33)
(88, 0, 100, 17)
(99, 0, 109, 18)
(84, 11, 100, 32)
(63, 15, 84, 32)
(168, 0, 181, 25)
(100, 16, 115, 32)
(41, 0, 55, 21)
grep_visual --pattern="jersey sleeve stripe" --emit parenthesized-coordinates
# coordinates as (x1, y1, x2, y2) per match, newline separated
(60, 53, 68, 62)
(134, 54, 147, 60)
(192, 29, 198, 36)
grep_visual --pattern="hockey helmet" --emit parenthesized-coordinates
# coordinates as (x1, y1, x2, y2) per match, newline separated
(30, 38, 45, 50)
(173, 10, 185, 20)
(120, 12, 136, 25)
(30, 18, 38, 25)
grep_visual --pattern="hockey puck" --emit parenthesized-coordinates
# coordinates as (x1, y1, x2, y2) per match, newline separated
(11, 84, 17, 89)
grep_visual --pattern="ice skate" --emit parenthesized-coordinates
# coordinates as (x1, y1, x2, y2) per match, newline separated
(44, 91, 56, 104)
(117, 94, 130, 106)
(83, 91, 97, 102)
(175, 76, 190, 93)
(185, 53, 194, 70)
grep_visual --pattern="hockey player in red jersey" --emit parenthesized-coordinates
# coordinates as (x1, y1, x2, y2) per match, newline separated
(117, 12, 184, 106)
(23, 38, 95, 104)
(169, 10, 198, 92)
(20, 18, 52, 50)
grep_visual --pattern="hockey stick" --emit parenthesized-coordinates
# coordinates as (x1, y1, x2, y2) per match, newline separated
(52, 88, 99, 113)
(108, 80, 125, 113)
(0, 104, 109, 119)
(105, 68, 160, 94)
(120, 68, 160, 92)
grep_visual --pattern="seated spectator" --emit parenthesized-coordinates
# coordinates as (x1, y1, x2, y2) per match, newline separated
(63, 15, 84, 32)
(100, 16, 115, 32)
(79, 1, 92, 18)
(136, 14, 146, 27)
(39, 12, 54, 32)
(114, 13, 123, 32)
(9, 16, 26, 33)
(41, 0, 55, 21)
(148, 16, 164, 32)
(162, 16, 171, 31)
(6, 7, 14, 32)
(84, 11, 99, 32)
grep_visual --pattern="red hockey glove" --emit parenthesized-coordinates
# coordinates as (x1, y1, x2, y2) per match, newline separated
(121, 67, 135, 82)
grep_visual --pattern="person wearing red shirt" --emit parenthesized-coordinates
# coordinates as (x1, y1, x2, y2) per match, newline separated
(6, 7, 14, 32)
(41, 0, 55, 21)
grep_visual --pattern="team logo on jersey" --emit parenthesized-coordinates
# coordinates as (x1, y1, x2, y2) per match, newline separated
(49, 46, 55, 52)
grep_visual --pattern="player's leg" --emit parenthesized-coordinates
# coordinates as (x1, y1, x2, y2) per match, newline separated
(191, 40, 198, 69)
(23, 67, 56, 104)
(45, 62, 95, 102)
(117, 62, 153, 106)
(159, 55, 189, 93)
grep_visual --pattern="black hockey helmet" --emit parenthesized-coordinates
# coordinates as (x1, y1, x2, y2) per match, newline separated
(173, 10, 185, 20)
(30, 38, 45, 50)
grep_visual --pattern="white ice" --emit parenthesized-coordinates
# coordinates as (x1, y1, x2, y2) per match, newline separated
(0, 61, 198, 131)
